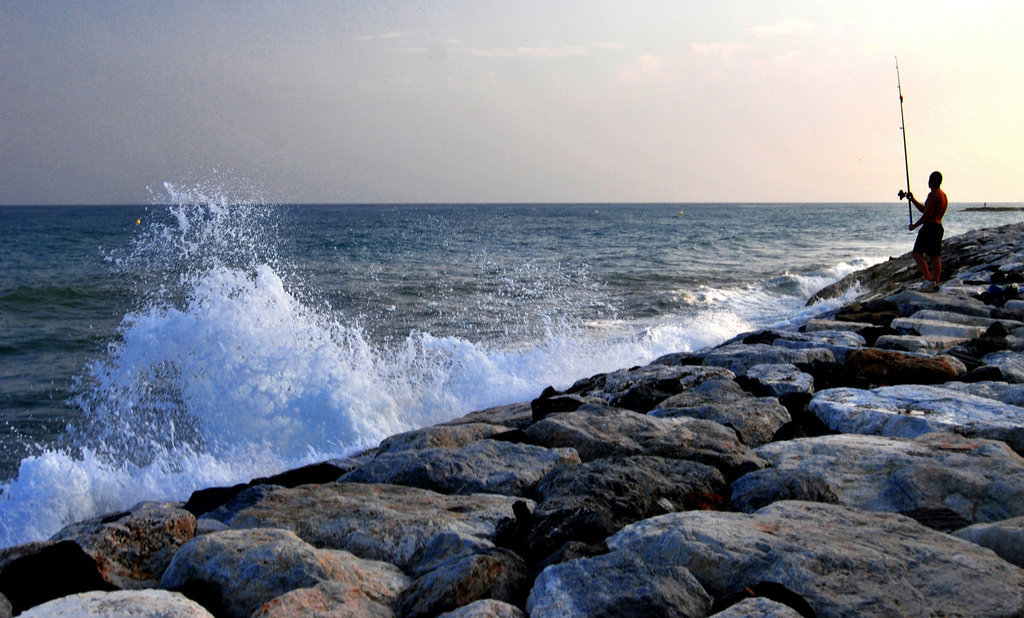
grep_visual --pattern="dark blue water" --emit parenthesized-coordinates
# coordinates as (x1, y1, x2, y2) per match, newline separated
(1, 192, 1021, 547)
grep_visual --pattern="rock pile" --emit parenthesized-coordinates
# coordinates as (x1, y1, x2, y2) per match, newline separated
(3, 222, 1024, 616)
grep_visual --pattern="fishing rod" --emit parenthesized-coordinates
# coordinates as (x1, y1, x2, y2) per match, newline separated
(895, 57, 912, 227)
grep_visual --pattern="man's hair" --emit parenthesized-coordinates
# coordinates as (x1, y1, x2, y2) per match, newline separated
(929, 171, 943, 187)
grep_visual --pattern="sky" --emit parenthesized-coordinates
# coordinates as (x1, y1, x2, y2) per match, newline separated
(1, 1, 1022, 205)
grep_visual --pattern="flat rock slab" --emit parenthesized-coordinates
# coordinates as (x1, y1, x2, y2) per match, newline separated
(743, 363, 814, 398)
(744, 432, 1024, 524)
(19, 590, 214, 617)
(524, 404, 765, 480)
(810, 384, 1024, 454)
(891, 317, 985, 339)
(888, 289, 993, 318)
(843, 348, 959, 386)
(376, 423, 511, 454)
(570, 364, 735, 412)
(340, 440, 580, 497)
(608, 501, 1024, 617)
(702, 343, 834, 376)
(984, 350, 1024, 383)
(651, 378, 791, 447)
(217, 482, 528, 573)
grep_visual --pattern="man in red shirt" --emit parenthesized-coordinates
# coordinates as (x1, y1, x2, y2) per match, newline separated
(906, 171, 948, 290)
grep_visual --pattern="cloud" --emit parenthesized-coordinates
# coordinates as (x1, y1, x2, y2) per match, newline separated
(616, 54, 664, 81)
(471, 45, 589, 58)
(748, 18, 815, 37)
(690, 42, 748, 59)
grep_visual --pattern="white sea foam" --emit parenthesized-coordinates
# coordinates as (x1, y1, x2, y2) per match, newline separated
(0, 193, 864, 548)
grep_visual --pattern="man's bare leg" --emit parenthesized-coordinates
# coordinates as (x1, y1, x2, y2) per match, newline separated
(930, 256, 941, 285)
(912, 252, 932, 282)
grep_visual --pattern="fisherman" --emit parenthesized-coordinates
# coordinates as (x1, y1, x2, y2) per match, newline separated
(905, 171, 948, 291)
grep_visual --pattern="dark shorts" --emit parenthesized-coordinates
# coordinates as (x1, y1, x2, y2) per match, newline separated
(913, 223, 944, 257)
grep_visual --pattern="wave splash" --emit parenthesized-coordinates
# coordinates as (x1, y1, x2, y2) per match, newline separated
(0, 190, 854, 548)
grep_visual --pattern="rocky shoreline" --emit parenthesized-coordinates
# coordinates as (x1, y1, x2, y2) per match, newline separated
(3, 222, 1024, 617)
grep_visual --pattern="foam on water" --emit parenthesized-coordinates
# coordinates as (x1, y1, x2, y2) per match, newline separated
(0, 192, 858, 548)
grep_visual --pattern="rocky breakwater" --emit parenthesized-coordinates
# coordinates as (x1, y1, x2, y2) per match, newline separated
(3, 222, 1024, 617)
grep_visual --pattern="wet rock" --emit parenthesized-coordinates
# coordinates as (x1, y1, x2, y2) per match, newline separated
(888, 288, 993, 318)
(874, 333, 964, 353)
(50, 502, 196, 589)
(749, 432, 1024, 524)
(804, 318, 873, 333)
(530, 392, 605, 422)
(954, 516, 1024, 568)
(810, 384, 1024, 454)
(729, 468, 839, 513)
(769, 329, 865, 363)
(891, 316, 986, 340)
(0, 540, 115, 614)
(340, 440, 579, 497)
(568, 364, 735, 412)
(526, 549, 712, 618)
(160, 528, 409, 618)
(376, 423, 511, 454)
(397, 548, 529, 618)
(608, 501, 1024, 617)
(219, 482, 528, 573)
(651, 378, 791, 447)
(444, 402, 534, 430)
(18, 590, 214, 617)
(524, 404, 765, 480)
(844, 348, 959, 386)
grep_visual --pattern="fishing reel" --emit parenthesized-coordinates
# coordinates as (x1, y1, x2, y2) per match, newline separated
(897, 189, 910, 200)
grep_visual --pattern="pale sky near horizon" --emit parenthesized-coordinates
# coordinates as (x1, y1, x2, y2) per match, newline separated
(2, 1, 1022, 205)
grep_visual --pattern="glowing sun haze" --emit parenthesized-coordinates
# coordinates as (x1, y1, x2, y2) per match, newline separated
(1, 0, 1021, 204)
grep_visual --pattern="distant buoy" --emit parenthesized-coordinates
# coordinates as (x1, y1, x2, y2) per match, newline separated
(594, 210, 599, 214)
(679, 211, 684, 216)
(136, 219, 141, 225)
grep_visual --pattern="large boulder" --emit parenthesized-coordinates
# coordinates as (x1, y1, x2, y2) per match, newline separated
(214, 482, 527, 573)
(339, 440, 579, 497)
(0, 540, 115, 615)
(50, 502, 196, 589)
(376, 423, 511, 455)
(526, 549, 712, 618)
(436, 599, 525, 617)
(568, 364, 735, 412)
(608, 501, 1024, 617)
(523, 404, 765, 480)
(810, 384, 1024, 454)
(160, 528, 409, 618)
(253, 581, 395, 617)
(19, 590, 213, 617)
(650, 378, 791, 447)
(702, 343, 834, 375)
(843, 348, 959, 386)
(743, 432, 1024, 526)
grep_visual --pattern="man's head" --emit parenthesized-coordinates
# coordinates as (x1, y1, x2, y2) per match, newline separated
(929, 171, 943, 188)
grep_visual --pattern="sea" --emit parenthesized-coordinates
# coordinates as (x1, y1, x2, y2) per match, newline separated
(2, 182, 1021, 549)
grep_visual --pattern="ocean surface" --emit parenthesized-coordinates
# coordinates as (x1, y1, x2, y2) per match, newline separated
(2, 184, 1021, 548)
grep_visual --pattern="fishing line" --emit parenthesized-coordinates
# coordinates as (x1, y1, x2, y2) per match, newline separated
(895, 57, 912, 227)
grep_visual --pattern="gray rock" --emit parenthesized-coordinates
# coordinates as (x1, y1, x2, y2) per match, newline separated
(702, 343, 834, 375)
(50, 502, 196, 589)
(376, 423, 511, 454)
(221, 482, 528, 573)
(710, 597, 804, 617)
(804, 318, 873, 333)
(941, 380, 1024, 406)
(524, 404, 765, 480)
(954, 516, 1024, 568)
(19, 590, 214, 617)
(407, 531, 497, 579)
(729, 468, 839, 513)
(874, 334, 963, 353)
(160, 528, 408, 618)
(397, 548, 529, 618)
(891, 316, 985, 340)
(810, 384, 1024, 454)
(573, 364, 735, 412)
(888, 288, 993, 318)
(436, 599, 525, 618)
(608, 501, 1024, 617)
(743, 363, 814, 397)
(983, 350, 1024, 383)
(0, 593, 9, 618)
(651, 378, 791, 447)
(911, 309, 1024, 329)
(750, 432, 1024, 524)
(526, 549, 713, 618)
(340, 440, 579, 497)
(443, 402, 534, 430)
(769, 329, 865, 363)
